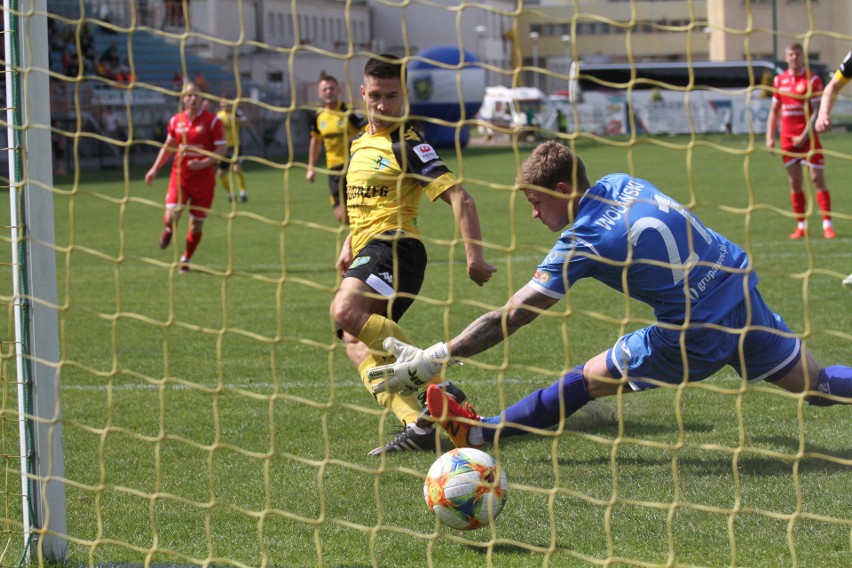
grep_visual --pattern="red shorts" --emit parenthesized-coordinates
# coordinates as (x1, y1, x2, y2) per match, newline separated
(166, 165, 216, 219)
(780, 135, 824, 167)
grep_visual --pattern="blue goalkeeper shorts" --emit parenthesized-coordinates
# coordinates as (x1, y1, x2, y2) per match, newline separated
(605, 288, 801, 391)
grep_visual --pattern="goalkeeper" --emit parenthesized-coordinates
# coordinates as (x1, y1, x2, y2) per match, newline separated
(369, 141, 852, 449)
(330, 54, 496, 456)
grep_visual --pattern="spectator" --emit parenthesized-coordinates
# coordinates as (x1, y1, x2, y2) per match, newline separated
(193, 70, 207, 92)
(96, 58, 116, 80)
(102, 106, 126, 141)
(171, 70, 184, 90)
(62, 43, 79, 76)
(101, 42, 120, 68)
(115, 59, 133, 85)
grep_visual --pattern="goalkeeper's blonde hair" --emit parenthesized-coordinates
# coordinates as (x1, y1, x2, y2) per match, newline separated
(518, 140, 591, 194)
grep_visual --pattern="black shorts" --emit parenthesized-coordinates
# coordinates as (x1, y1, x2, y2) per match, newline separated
(344, 234, 427, 322)
(328, 164, 346, 208)
(217, 146, 242, 171)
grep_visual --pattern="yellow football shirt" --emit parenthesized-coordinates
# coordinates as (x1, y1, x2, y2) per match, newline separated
(832, 51, 852, 87)
(216, 108, 244, 149)
(346, 123, 458, 256)
(310, 102, 367, 169)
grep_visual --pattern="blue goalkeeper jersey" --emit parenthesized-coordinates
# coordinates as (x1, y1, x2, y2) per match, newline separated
(529, 173, 756, 324)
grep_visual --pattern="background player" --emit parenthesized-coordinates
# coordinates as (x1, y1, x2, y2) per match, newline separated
(216, 98, 249, 203)
(145, 82, 226, 273)
(765, 42, 835, 240)
(306, 72, 367, 223)
(368, 141, 852, 449)
(815, 50, 852, 288)
(330, 55, 496, 456)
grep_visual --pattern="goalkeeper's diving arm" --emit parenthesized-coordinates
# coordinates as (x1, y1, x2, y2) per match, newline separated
(446, 283, 560, 360)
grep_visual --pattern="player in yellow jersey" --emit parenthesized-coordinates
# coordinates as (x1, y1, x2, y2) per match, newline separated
(815, 51, 852, 288)
(216, 99, 249, 203)
(329, 54, 497, 456)
(307, 72, 367, 223)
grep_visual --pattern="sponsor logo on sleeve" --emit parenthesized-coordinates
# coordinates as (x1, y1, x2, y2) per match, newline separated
(414, 143, 439, 162)
(420, 160, 446, 176)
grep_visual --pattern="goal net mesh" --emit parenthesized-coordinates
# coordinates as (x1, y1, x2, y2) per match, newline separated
(1, 1, 850, 566)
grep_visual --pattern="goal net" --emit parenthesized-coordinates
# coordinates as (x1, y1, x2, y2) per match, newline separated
(2, 1, 850, 566)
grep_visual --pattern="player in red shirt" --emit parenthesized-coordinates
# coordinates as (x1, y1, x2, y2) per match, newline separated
(145, 82, 227, 272)
(765, 43, 835, 240)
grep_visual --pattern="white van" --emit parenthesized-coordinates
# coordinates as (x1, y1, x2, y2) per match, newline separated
(477, 86, 545, 138)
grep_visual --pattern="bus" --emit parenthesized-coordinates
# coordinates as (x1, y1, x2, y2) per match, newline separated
(567, 59, 829, 99)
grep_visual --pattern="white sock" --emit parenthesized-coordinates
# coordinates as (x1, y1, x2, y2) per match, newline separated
(469, 426, 484, 446)
(408, 423, 432, 435)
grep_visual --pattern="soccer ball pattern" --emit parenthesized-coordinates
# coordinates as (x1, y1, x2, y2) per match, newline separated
(423, 448, 508, 530)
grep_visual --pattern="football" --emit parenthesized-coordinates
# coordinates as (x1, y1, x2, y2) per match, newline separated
(423, 448, 508, 530)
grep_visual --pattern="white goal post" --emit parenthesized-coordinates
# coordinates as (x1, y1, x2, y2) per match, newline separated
(4, 0, 67, 562)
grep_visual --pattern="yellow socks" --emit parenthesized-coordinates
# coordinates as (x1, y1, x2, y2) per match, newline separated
(356, 314, 422, 424)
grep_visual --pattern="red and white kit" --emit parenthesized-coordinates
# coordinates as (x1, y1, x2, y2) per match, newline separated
(772, 68, 824, 166)
(165, 108, 226, 218)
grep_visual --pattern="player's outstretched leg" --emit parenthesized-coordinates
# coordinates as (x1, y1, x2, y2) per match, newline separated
(427, 366, 594, 447)
(809, 366, 852, 406)
(843, 273, 852, 289)
(367, 383, 470, 456)
(425, 383, 482, 448)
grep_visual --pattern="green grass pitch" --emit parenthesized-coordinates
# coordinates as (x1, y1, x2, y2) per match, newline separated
(2, 132, 851, 567)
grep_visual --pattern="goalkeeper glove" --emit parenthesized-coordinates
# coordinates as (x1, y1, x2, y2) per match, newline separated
(367, 338, 457, 395)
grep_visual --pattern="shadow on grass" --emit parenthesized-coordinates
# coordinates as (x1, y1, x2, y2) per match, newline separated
(541, 446, 851, 477)
(484, 412, 715, 446)
(470, 542, 542, 556)
(753, 435, 852, 470)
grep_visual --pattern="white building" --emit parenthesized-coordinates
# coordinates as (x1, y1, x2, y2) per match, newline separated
(180, 0, 515, 102)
